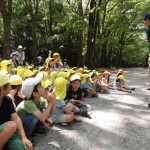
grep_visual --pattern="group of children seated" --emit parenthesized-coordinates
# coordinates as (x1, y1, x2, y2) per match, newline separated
(0, 52, 135, 150)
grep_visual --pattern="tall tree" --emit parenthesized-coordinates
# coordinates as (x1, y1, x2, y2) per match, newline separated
(85, 0, 97, 68)
(24, 0, 39, 59)
(77, 0, 83, 67)
(0, 0, 12, 59)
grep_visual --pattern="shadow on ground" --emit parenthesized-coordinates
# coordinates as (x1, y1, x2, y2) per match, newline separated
(34, 68, 150, 150)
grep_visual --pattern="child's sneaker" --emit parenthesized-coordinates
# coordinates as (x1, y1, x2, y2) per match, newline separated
(128, 90, 132, 93)
(35, 128, 47, 136)
(28, 137, 36, 147)
(130, 87, 135, 90)
(103, 89, 110, 94)
(61, 122, 69, 126)
(91, 93, 98, 97)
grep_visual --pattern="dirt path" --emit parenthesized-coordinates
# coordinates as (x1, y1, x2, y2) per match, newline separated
(34, 68, 150, 150)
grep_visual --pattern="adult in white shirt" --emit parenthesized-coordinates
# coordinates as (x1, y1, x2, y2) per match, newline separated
(17, 45, 25, 66)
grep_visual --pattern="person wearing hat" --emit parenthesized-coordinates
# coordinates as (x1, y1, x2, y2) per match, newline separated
(17, 45, 25, 66)
(82, 74, 98, 97)
(116, 69, 135, 91)
(53, 53, 63, 72)
(0, 72, 32, 150)
(113, 75, 131, 93)
(49, 77, 81, 125)
(63, 59, 70, 69)
(0, 60, 12, 75)
(9, 51, 19, 68)
(34, 56, 43, 68)
(16, 73, 56, 139)
(65, 75, 92, 119)
(8, 75, 24, 108)
(45, 57, 54, 75)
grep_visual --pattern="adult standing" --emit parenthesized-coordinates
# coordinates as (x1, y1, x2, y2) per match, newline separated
(143, 13, 150, 90)
(17, 45, 25, 66)
(143, 13, 150, 109)
(9, 51, 19, 68)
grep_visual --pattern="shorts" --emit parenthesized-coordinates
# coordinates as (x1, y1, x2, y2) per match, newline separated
(56, 99, 66, 108)
(54, 113, 67, 123)
(0, 123, 4, 132)
(0, 123, 28, 150)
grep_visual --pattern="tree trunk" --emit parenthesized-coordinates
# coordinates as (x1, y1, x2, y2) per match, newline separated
(0, 0, 12, 59)
(31, 17, 38, 59)
(24, 0, 39, 60)
(77, 0, 83, 67)
(85, 0, 96, 68)
(77, 29, 83, 67)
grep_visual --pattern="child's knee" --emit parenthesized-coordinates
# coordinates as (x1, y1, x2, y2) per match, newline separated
(4, 121, 17, 133)
(66, 115, 73, 122)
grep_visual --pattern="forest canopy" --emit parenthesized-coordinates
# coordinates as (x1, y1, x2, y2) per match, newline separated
(0, 0, 149, 68)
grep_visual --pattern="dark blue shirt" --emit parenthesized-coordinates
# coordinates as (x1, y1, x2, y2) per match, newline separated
(65, 85, 82, 100)
(146, 26, 150, 42)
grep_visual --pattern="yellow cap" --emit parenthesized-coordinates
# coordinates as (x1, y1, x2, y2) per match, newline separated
(0, 72, 10, 87)
(53, 77, 68, 100)
(17, 68, 26, 78)
(27, 65, 33, 70)
(41, 80, 50, 89)
(117, 75, 125, 80)
(23, 69, 35, 78)
(37, 71, 48, 81)
(83, 69, 90, 73)
(103, 71, 111, 75)
(92, 70, 96, 73)
(33, 69, 38, 74)
(49, 71, 57, 85)
(95, 71, 100, 76)
(67, 69, 75, 74)
(45, 57, 54, 69)
(72, 67, 77, 70)
(53, 53, 60, 57)
(76, 73, 82, 78)
(78, 68, 83, 72)
(117, 69, 124, 76)
(57, 72, 70, 78)
(10, 75, 23, 85)
(81, 74, 90, 84)
(0, 60, 11, 71)
(39, 66, 45, 71)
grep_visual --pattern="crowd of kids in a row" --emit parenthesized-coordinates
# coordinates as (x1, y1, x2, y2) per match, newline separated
(0, 46, 135, 150)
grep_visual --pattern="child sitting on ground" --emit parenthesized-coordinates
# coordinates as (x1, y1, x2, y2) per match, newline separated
(0, 72, 32, 150)
(82, 74, 98, 97)
(16, 73, 56, 142)
(65, 75, 92, 119)
(113, 75, 131, 93)
(117, 69, 135, 90)
(49, 77, 82, 126)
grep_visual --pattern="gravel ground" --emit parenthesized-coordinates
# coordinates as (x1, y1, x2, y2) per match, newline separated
(34, 68, 150, 150)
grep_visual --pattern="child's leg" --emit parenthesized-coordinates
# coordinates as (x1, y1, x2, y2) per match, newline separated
(0, 121, 17, 149)
(62, 103, 82, 122)
(54, 114, 73, 123)
(21, 114, 38, 137)
(7, 132, 28, 150)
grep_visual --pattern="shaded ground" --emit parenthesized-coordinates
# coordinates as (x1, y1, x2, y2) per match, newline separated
(34, 68, 150, 150)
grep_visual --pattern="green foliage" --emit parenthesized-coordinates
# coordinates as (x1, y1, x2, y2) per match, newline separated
(0, 0, 149, 67)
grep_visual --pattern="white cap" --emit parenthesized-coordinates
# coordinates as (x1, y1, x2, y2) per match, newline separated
(21, 73, 43, 99)
(10, 51, 18, 57)
(18, 45, 23, 49)
(70, 74, 81, 82)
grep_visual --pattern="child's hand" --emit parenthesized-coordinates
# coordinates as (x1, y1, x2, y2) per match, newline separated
(47, 92, 56, 104)
(70, 99, 75, 104)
